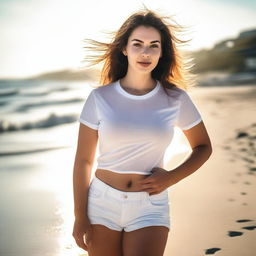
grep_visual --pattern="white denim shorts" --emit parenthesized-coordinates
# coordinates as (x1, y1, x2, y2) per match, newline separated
(87, 175, 170, 232)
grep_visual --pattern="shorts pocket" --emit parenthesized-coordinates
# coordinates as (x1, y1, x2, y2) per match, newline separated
(88, 185, 104, 199)
(148, 190, 169, 206)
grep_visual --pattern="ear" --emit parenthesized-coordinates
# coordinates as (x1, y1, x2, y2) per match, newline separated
(122, 47, 127, 56)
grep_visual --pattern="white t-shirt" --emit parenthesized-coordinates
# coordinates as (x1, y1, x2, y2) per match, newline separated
(79, 79, 202, 175)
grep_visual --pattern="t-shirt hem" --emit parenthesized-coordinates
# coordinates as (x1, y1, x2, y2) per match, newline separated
(96, 167, 150, 175)
(181, 118, 202, 130)
(79, 118, 99, 130)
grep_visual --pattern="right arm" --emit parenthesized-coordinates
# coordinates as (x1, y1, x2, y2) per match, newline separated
(72, 123, 98, 249)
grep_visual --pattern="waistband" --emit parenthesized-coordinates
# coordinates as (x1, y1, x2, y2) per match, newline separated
(90, 175, 160, 201)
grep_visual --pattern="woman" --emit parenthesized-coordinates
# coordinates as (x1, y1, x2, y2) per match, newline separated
(72, 9, 212, 256)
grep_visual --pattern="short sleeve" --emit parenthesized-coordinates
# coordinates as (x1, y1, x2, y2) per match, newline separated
(79, 90, 99, 130)
(175, 90, 202, 130)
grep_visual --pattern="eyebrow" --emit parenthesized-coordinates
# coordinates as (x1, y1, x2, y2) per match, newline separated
(131, 39, 161, 44)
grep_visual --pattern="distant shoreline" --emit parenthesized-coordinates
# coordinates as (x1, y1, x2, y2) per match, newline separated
(0, 70, 255, 87)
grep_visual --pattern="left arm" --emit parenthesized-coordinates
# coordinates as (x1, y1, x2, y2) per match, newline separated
(139, 121, 212, 195)
(168, 120, 212, 184)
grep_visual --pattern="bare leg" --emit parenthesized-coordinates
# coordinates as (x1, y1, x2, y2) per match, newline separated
(88, 224, 123, 256)
(122, 226, 169, 256)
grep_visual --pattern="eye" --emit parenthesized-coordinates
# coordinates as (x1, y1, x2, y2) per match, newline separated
(133, 43, 141, 47)
(150, 44, 159, 48)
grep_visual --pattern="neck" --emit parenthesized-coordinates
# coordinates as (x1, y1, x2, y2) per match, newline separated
(120, 69, 156, 91)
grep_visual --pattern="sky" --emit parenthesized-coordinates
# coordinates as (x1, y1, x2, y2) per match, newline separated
(0, 0, 255, 79)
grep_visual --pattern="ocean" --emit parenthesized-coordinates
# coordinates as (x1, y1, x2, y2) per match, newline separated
(0, 78, 96, 256)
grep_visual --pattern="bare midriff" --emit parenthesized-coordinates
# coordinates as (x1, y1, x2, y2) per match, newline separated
(95, 168, 151, 192)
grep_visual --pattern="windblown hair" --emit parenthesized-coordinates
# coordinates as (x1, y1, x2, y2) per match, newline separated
(82, 8, 196, 92)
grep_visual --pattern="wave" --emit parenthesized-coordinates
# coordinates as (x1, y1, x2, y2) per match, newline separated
(0, 146, 70, 157)
(0, 101, 8, 107)
(0, 113, 78, 133)
(0, 85, 73, 98)
(15, 98, 83, 112)
(19, 86, 71, 97)
(0, 89, 19, 97)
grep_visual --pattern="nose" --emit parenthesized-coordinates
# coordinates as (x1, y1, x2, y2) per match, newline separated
(142, 47, 150, 57)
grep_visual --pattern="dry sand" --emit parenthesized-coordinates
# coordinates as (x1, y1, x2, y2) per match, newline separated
(163, 85, 256, 256)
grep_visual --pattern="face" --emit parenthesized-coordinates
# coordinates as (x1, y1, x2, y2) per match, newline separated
(122, 25, 162, 74)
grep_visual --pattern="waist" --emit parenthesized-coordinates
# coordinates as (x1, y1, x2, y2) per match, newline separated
(95, 168, 151, 192)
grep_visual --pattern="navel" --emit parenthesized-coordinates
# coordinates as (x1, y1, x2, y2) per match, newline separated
(126, 180, 132, 188)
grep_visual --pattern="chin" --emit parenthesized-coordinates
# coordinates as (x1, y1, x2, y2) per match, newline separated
(137, 65, 155, 72)
(137, 69, 153, 74)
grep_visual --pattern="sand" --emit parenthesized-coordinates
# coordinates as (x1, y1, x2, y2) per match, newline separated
(163, 84, 256, 256)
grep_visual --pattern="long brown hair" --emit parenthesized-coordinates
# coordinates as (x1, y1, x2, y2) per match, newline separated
(82, 8, 196, 92)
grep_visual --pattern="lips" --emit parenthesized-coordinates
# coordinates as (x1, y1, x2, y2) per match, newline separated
(138, 61, 151, 67)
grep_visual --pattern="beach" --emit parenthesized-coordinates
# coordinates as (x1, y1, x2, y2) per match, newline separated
(0, 80, 255, 256)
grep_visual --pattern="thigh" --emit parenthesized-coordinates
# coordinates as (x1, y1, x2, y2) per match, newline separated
(122, 226, 169, 256)
(88, 224, 123, 256)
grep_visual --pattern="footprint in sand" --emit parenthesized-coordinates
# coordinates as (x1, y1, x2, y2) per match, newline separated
(236, 219, 253, 223)
(236, 131, 248, 139)
(241, 157, 254, 163)
(205, 247, 221, 254)
(242, 226, 256, 231)
(227, 221, 256, 237)
(230, 127, 256, 171)
(249, 141, 254, 147)
(205, 220, 255, 254)
(228, 231, 243, 237)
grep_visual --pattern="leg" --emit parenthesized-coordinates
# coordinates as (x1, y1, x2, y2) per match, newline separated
(122, 226, 169, 256)
(88, 224, 124, 256)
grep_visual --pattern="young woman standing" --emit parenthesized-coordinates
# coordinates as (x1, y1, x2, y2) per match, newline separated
(72, 9, 212, 256)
